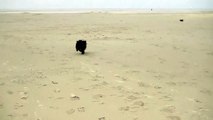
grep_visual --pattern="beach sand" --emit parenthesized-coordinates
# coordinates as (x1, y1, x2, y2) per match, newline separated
(0, 12, 213, 120)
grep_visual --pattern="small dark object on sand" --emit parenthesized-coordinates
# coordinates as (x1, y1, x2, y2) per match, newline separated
(76, 40, 87, 54)
(180, 19, 184, 22)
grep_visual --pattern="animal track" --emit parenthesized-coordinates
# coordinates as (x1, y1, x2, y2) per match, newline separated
(66, 109, 75, 115)
(77, 107, 85, 112)
(161, 105, 176, 113)
(93, 94, 104, 99)
(132, 101, 144, 107)
(98, 117, 106, 120)
(167, 116, 181, 120)
(119, 106, 130, 111)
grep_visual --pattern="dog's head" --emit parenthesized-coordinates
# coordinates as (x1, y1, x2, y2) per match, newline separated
(76, 40, 86, 45)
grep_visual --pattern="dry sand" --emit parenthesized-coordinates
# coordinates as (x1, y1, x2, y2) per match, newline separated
(0, 12, 213, 120)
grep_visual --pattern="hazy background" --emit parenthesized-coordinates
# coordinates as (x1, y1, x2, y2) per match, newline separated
(0, 0, 213, 10)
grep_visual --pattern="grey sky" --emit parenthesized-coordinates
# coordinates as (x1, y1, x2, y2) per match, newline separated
(0, 0, 213, 10)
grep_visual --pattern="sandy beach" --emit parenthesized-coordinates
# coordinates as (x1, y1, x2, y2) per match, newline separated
(0, 12, 213, 120)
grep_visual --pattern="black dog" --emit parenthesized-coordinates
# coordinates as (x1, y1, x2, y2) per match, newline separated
(180, 19, 184, 22)
(76, 40, 87, 54)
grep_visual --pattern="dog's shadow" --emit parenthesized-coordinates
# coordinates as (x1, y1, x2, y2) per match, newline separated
(75, 51, 95, 57)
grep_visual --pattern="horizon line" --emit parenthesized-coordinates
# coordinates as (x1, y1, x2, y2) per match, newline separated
(0, 8, 213, 14)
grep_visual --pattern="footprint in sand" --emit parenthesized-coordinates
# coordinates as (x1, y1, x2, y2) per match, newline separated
(186, 97, 202, 103)
(92, 94, 105, 104)
(126, 95, 139, 101)
(132, 101, 144, 107)
(138, 82, 150, 88)
(0, 82, 5, 86)
(19, 91, 28, 100)
(119, 106, 130, 111)
(36, 100, 44, 107)
(160, 95, 173, 101)
(42, 84, 47, 86)
(49, 106, 59, 109)
(56, 97, 64, 100)
(79, 87, 90, 91)
(77, 107, 85, 112)
(94, 63, 99, 66)
(206, 52, 213, 56)
(7, 90, 13, 95)
(90, 82, 108, 89)
(200, 89, 212, 96)
(93, 94, 104, 99)
(160, 105, 176, 113)
(172, 46, 180, 50)
(70, 94, 80, 101)
(60, 62, 67, 66)
(51, 81, 58, 84)
(153, 74, 164, 80)
(158, 57, 166, 64)
(22, 113, 28, 117)
(167, 116, 181, 120)
(166, 82, 177, 86)
(44, 49, 49, 52)
(14, 103, 24, 109)
(154, 86, 162, 89)
(39, 51, 43, 55)
(49, 57, 56, 62)
(66, 108, 75, 115)
(120, 100, 144, 112)
(0, 104, 4, 109)
(8, 114, 15, 118)
(98, 117, 106, 120)
(54, 88, 61, 93)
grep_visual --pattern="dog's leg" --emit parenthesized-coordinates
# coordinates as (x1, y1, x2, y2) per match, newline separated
(81, 50, 85, 54)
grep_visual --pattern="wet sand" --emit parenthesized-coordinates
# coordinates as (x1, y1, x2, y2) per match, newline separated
(0, 12, 213, 120)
